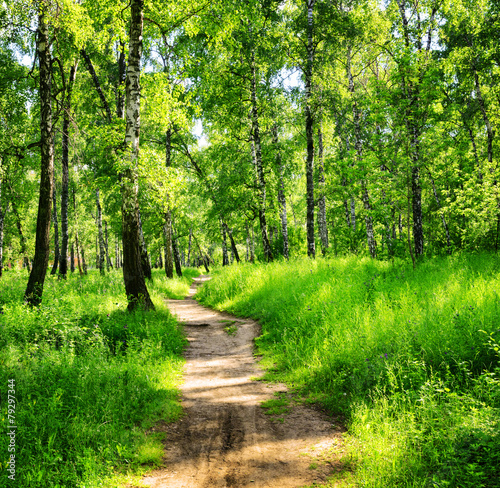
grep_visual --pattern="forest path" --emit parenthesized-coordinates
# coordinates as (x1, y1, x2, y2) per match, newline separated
(141, 275, 345, 488)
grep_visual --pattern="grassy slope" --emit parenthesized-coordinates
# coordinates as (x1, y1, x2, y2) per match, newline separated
(197, 254, 500, 487)
(0, 267, 199, 488)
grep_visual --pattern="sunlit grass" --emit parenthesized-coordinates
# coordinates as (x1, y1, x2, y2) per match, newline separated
(0, 266, 200, 487)
(197, 253, 500, 487)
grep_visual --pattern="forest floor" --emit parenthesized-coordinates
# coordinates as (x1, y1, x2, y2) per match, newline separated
(140, 275, 345, 488)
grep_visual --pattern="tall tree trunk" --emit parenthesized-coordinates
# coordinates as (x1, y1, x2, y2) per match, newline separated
(25, 7, 54, 306)
(221, 220, 229, 266)
(225, 222, 240, 263)
(121, 0, 154, 311)
(250, 52, 273, 262)
(138, 210, 152, 280)
(115, 237, 120, 268)
(81, 49, 112, 123)
(163, 211, 174, 279)
(272, 125, 289, 260)
(104, 220, 112, 270)
(70, 242, 75, 272)
(317, 117, 328, 255)
(59, 60, 77, 278)
(251, 224, 255, 262)
(304, 0, 316, 258)
(81, 245, 88, 275)
(246, 222, 250, 262)
(50, 174, 59, 274)
(172, 221, 182, 277)
(96, 188, 105, 275)
(75, 231, 84, 276)
(116, 40, 126, 118)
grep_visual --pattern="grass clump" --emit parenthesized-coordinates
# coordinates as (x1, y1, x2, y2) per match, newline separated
(0, 267, 199, 487)
(197, 253, 500, 487)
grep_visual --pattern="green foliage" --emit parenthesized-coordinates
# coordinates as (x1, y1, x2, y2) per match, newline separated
(198, 253, 500, 486)
(0, 268, 194, 487)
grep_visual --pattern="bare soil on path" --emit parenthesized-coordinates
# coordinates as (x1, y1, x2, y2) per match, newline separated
(142, 276, 345, 488)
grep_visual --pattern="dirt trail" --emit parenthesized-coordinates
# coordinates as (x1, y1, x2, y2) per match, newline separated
(142, 276, 344, 488)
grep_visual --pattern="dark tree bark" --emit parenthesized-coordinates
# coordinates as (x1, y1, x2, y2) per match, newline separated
(81, 49, 112, 123)
(138, 210, 152, 280)
(121, 0, 154, 311)
(116, 40, 126, 118)
(25, 7, 54, 306)
(96, 189, 105, 275)
(115, 237, 120, 268)
(224, 222, 240, 263)
(70, 242, 75, 273)
(164, 211, 174, 279)
(172, 222, 183, 277)
(50, 173, 59, 274)
(104, 220, 113, 270)
(59, 60, 77, 278)
(221, 220, 229, 266)
(304, 0, 316, 258)
(317, 117, 328, 255)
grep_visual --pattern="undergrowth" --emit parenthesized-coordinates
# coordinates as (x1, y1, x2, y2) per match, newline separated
(0, 267, 199, 487)
(197, 253, 500, 487)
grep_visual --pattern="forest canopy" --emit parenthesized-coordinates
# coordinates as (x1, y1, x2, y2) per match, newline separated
(0, 0, 499, 303)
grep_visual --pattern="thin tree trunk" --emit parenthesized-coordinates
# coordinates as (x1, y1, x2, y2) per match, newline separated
(81, 49, 112, 123)
(115, 237, 120, 268)
(81, 245, 88, 275)
(251, 224, 255, 262)
(96, 188, 105, 275)
(158, 244, 163, 269)
(25, 6, 54, 306)
(75, 231, 83, 276)
(226, 223, 240, 263)
(163, 211, 174, 279)
(304, 0, 316, 258)
(172, 222, 182, 277)
(273, 125, 289, 260)
(121, 0, 154, 311)
(59, 60, 78, 278)
(70, 242, 75, 272)
(50, 173, 59, 274)
(104, 220, 112, 270)
(221, 219, 229, 266)
(317, 117, 328, 255)
(246, 222, 250, 262)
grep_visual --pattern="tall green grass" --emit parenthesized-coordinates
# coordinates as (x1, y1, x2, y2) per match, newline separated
(0, 267, 199, 488)
(197, 254, 500, 487)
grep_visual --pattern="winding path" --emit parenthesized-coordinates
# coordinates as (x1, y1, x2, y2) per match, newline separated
(142, 276, 344, 488)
